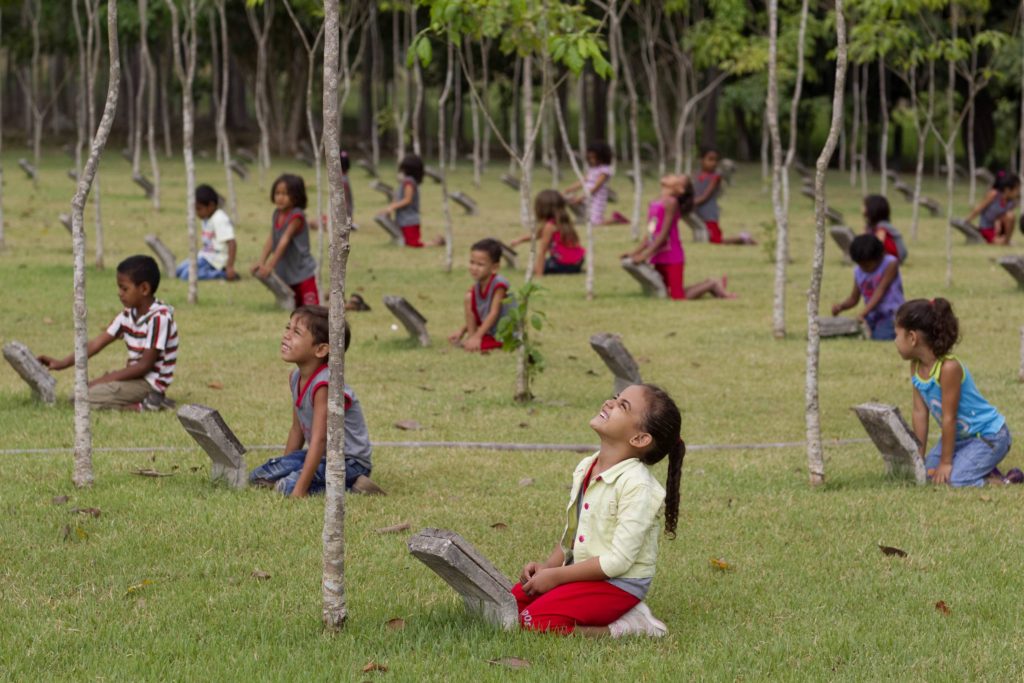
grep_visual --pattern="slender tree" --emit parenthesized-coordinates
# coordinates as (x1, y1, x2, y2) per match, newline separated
(781, 0, 812, 256)
(767, 0, 787, 339)
(437, 40, 456, 273)
(131, 0, 148, 178)
(245, 0, 274, 173)
(213, 0, 237, 221)
(71, 0, 120, 488)
(878, 56, 889, 195)
(142, 0, 160, 208)
(805, 0, 848, 487)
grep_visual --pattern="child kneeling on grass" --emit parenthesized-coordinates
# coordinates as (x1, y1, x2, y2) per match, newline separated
(514, 383, 683, 637)
(250, 305, 384, 497)
(831, 234, 904, 341)
(449, 238, 511, 353)
(38, 255, 177, 411)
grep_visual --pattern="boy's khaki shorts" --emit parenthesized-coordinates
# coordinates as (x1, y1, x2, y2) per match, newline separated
(88, 379, 152, 409)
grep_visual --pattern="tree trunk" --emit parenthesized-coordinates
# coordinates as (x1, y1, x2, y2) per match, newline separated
(321, 0, 349, 632)
(72, 0, 120, 488)
(123, 44, 135, 167)
(605, 0, 619, 164)
(439, 42, 455, 273)
(409, 3, 423, 156)
(391, 7, 406, 158)
(806, 0, 847, 488)
(944, 7, 957, 288)
(143, 3, 160, 209)
(245, 0, 274, 172)
(466, 42, 481, 187)
(767, 0, 787, 339)
(782, 0, 810, 247)
(966, 45, 979, 205)
(859, 63, 868, 195)
(878, 56, 889, 196)
(1020, 1, 1024, 176)
(132, 1, 148, 177)
(850, 61, 859, 187)
(516, 56, 537, 403)
(159, 49, 172, 157)
(28, 0, 43, 176)
(553, 88, 594, 300)
(509, 56, 520, 173)
(215, 0, 237, 222)
(84, 0, 104, 269)
(909, 65, 934, 241)
(449, 47, 461, 170)
(481, 39, 491, 167)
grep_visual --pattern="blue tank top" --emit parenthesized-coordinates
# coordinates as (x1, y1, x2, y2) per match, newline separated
(911, 356, 1005, 438)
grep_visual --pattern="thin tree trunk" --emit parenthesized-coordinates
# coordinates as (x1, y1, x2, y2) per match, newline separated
(553, 89, 595, 300)
(967, 45, 979, 205)
(143, 4, 159, 209)
(850, 61, 859, 187)
(464, 42, 481, 186)
(576, 72, 587, 162)
(481, 39, 491, 167)
(449, 46, 461, 170)
(73, 0, 86, 179)
(123, 44, 135, 167)
(604, 0, 619, 160)
(438, 42, 455, 273)
(878, 56, 889, 196)
(516, 55, 536, 403)
(806, 0, 847, 488)
(909, 65, 934, 241)
(321, 0, 349, 632)
(84, 0, 104, 269)
(391, 7, 406, 158)
(781, 0, 810, 247)
(409, 2, 423, 156)
(27, 0, 43, 176)
(1019, 1, 1024, 175)
(617, 19, 643, 240)
(859, 63, 868, 195)
(768, 0, 787, 339)
(945, 7, 957, 288)
(159, 49, 172, 157)
(215, 0, 236, 222)
(509, 56, 520, 174)
(761, 116, 769, 191)
(72, 0, 120, 488)
(245, 0, 274, 172)
(132, 1, 148, 177)
(369, 4, 381, 168)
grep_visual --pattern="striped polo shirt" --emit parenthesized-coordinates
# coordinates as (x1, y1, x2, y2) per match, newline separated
(104, 300, 178, 392)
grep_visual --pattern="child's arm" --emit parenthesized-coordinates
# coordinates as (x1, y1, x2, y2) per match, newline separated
(857, 260, 899, 322)
(290, 388, 327, 498)
(932, 360, 963, 485)
(88, 347, 160, 387)
(965, 189, 998, 222)
(508, 232, 533, 248)
(693, 175, 720, 207)
(562, 179, 582, 196)
(284, 408, 305, 455)
(381, 181, 414, 215)
(831, 281, 861, 316)
(588, 172, 609, 194)
(531, 223, 557, 277)
(911, 381, 929, 457)
(463, 288, 507, 351)
(519, 543, 565, 584)
(225, 239, 238, 280)
(256, 216, 304, 279)
(38, 331, 118, 371)
(251, 233, 274, 275)
(628, 199, 676, 262)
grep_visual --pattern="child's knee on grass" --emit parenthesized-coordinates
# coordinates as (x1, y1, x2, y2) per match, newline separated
(87, 379, 151, 409)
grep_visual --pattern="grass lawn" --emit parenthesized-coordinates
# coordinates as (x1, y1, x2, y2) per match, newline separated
(1, 150, 1023, 680)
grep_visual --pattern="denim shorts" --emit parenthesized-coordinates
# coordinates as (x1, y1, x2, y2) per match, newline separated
(249, 449, 371, 496)
(924, 425, 1012, 487)
(176, 256, 226, 281)
(870, 317, 896, 341)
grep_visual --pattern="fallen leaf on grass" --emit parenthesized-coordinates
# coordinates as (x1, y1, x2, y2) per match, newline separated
(362, 661, 388, 673)
(385, 618, 405, 631)
(51, 495, 69, 505)
(709, 557, 733, 572)
(585, 369, 598, 376)
(207, 381, 224, 390)
(665, 331, 677, 338)
(125, 579, 154, 596)
(980, 495, 992, 502)
(518, 422, 529, 428)
(189, 466, 201, 473)
(519, 477, 534, 487)
(70, 507, 101, 518)
(487, 657, 531, 669)
(878, 544, 908, 558)
(375, 522, 411, 534)
(251, 570, 271, 581)
(567, 354, 578, 360)
(490, 522, 508, 530)
(935, 600, 951, 616)
(132, 468, 175, 477)
(43, 317, 54, 325)
(393, 420, 421, 431)
(417, 386, 434, 392)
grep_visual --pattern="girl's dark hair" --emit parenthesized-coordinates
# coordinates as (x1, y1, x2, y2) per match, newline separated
(271, 174, 308, 209)
(586, 141, 613, 165)
(849, 234, 884, 263)
(399, 154, 424, 183)
(340, 150, 350, 174)
(699, 145, 719, 159)
(195, 184, 220, 207)
(993, 171, 1020, 191)
(534, 189, 579, 246)
(675, 176, 695, 215)
(863, 194, 890, 227)
(636, 384, 685, 539)
(895, 298, 960, 357)
(291, 305, 350, 353)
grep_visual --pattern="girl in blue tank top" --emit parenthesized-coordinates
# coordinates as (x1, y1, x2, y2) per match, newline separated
(894, 298, 1019, 487)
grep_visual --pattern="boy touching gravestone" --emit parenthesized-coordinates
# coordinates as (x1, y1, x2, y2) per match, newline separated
(249, 305, 384, 497)
(37, 255, 178, 411)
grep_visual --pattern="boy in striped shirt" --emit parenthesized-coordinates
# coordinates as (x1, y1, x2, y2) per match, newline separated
(38, 255, 178, 411)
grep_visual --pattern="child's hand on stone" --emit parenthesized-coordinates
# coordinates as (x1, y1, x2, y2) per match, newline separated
(830, 303, 842, 316)
(254, 264, 273, 279)
(447, 331, 463, 346)
(37, 355, 66, 371)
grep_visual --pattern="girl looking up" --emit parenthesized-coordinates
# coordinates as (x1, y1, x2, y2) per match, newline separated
(895, 298, 1019, 487)
(252, 174, 319, 307)
(513, 383, 684, 637)
(509, 190, 585, 276)
(964, 172, 1020, 245)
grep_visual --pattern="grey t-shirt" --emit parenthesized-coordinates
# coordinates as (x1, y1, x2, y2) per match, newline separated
(272, 208, 317, 285)
(692, 172, 721, 222)
(290, 366, 373, 470)
(394, 177, 420, 228)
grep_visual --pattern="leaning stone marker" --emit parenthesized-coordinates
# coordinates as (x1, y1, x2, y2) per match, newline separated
(498, 241, 519, 270)
(17, 158, 36, 180)
(229, 160, 248, 180)
(176, 404, 248, 489)
(3, 341, 57, 405)
(589, 333, 643, 394)
(133, 173, 155, 199)
(374, 214, 404, 244)
(829, 225, 856, 263)
(357, 158, 377, 177)
(59, 214, 72, 234)
(500, 174, 520, 191)
(424, 166, 443, 183)
(997, 255, 1024, 289)
(371, 180, 394, 202)
(683, 213, 709, 242)
(144, 235, 177, 275)
(818, 316, 866, 338)
(256, 272, 297, 311)
(407, 528, 518, 630)
(620, 257, 667, 298)
(825, 205, 844, 225)
(383, 295, 430, 347)
(449, 191, 478, 215)
(236, 147, 256, 164)
(950, 219, 983, 244)
(67, 168, 79, 182)
(851, 402, 926, 484)
(919, 196, 940, 216)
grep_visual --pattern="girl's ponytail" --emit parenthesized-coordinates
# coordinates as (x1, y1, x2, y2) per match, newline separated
(636, 384, 684, 539)
(663, 438, 685, 539)
(895, 297, 960, 356)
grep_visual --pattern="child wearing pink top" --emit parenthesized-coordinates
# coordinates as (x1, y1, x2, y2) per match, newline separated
(563, 142, 627, 225)
(510, 190, 586, 276)
(625, 175, 735, 300)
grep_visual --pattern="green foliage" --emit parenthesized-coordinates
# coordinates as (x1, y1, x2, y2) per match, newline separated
(495, 282, 547, 387)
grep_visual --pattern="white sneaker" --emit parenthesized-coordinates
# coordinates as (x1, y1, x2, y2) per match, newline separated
(608, 601, 668, 638)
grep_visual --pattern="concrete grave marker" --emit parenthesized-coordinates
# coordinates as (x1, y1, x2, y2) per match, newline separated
(800, 185, 816, 200)
(3, 341, 57, 405)
(121, 147, 133, 162)
(683, 213, 709, 242)
(256, 272, 297, 311)
(720, 158, 737, 183)
(407, 528, 518, 630)
(449, 191, 478, 215)
(294, 152, 314, 168)
(59, 214, 72, 234)
(918, 196, 940, 216)
(374, 214, 404, 244)
(620, 257, 667, 298)
(794, 160, 812, 178)
(357, 158, 377, 177)
(607, 187, 618, 203)
(133, 173, 155, 199)
(383, 295, 430, 347)
(974, 167, 995, 185)
(568, 201, 586, 221)
(829, 225, 856, 263)
(144, 235, 177, 274)
(589, 333, 643, 394)
(424, 166, 443, 183)
(818, 316, 866, 338)
(236, 147, 256, 164)
(997, 255, 1024, 289)
(851, 402, 926, 484)
(885, 169, 900, 183)
(176, 404, 248, 489)
(67, 169, 79, 182)
(229, 160, 248, 180)
(371, 180, 394, 202)
(825, 205, 844, 225)
(498, 241, 519, 270)
(18, 158, 37, 180)
(893, 180, 913, 201)
(950, 218, 984, 244)
(500, 174, 520, 191)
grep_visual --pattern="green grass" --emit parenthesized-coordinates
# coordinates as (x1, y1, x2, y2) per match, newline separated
(1, 150, 1023, 681)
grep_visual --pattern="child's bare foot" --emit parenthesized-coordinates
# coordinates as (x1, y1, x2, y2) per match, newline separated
(351, 475, 387, 495)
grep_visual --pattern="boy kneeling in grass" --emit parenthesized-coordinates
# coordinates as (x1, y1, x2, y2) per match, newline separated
(448, 238, 512, 353)
(39, 255, 178, 411)
(250, 305, 384, 497)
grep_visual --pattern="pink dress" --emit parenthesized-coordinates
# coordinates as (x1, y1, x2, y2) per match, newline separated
(586, 164, 613, 225)
(550, 228, 585, 266)
(647, 200, 684, 265)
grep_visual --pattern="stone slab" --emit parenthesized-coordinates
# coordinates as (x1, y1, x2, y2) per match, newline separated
(997, 255, 1024, 289)
(176, 403, 248, 489)
(230, 160, 248, 180)
(18, 158, 36, 179)
(851, 402, 926, 484)
(383, 295, 430, 347)
(67, 168, 79, 182)
(407, 528, 518, 630)
(256, 272, 297, 311)
(620, 257, 667, 299)
(950, 219, 984, 244)
(885, 169, 900, 183)
(589, 333, 642, 394)
(829, 225, 856, 264)
(121, 147, 133, 162)
(500, 174, 520, 191)
(825, 205, 844, 225)
(294, 152, 314, 168)
(720, 158, 737, 183)
(3, 341, 57, 405)
(607, 187, 618, 204)
(683, 213, 709, 243)
(800, 185, 816, 200)
(568, 201, 586, 221)
(144, 235, 177, 275)
(974, 167, 995, 184)
(918, 196, 940, 216)
(59, 214, 72, 234)
(818, 316, 866, 338)
(449, 191, 477, 215)
(893, 181, 913, 201)
(371, 180, 394, 202)
(374, 214, 404, 244)
(357, 158, 377, 177)
(498, 241, 518, 270)
(236, 148, 256, 164)
(133, 173, 155, 199)
(424, 166, 443, 183)
(794, 160, 812, 178)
